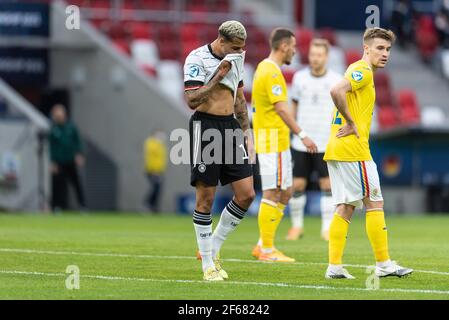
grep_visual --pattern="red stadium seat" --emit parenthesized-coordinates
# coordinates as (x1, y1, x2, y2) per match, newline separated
(374, 72, 391, 89)
(141, 0, 170, 10)
(141, 64, 157, 77)
(400, 105, 421, 125)
(128, 22, 152, 40)
(68, 0, 88, 7)
(397, 89, 421, 125)
(282, 69, 295, 85)
(378, 105, 399, 129)
(122, 0, 138, 10)
(345, 49, 362, 66)
(182, 38, 202, 61)
(181, 23, 202, 42)
(376, 88, 394, 106)
(157, 23, 177, 42)
(202, 24, 219, 43)
(89, 0, 110, 9)
(317, 27, 337, 46)
(158, 40, 180, 61)
(398, 89, 418, 107)
(296, 27, 313, 64)
(113, 39, 130, 55)
(415, 15, 439, 61)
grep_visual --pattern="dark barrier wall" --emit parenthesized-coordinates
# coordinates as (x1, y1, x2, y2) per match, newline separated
(0, 2, 49, 37)
(371, 128, 449, 187)
(315, 0, 385, 30)
(0, 48, 49, 86)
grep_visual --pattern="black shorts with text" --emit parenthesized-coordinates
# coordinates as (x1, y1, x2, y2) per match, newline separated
(189, 111, 253, 187)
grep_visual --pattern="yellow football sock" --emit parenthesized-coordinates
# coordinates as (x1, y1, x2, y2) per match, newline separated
(329, 213, 350, 265)
(258, 200, 283, 249)
(366, 210, 390, 262)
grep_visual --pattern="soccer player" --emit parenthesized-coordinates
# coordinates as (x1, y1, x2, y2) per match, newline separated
(251, 28, 317, 262)
(184, 21, 255, 281)
(324, 28, 413, 279)
(287, 39, 341, 241)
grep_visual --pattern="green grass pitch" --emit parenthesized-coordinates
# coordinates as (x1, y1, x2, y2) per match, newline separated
(0, 212, 448, 299)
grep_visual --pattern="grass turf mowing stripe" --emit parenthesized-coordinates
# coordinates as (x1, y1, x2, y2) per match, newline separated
(1, 269, 449, 296)
(1, 247, 449, 277)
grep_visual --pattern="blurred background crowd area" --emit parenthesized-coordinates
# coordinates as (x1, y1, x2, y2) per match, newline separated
(1, 0, 449, 214)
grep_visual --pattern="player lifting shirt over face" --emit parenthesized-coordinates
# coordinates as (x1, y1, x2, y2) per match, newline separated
(184, 21, 255, 281)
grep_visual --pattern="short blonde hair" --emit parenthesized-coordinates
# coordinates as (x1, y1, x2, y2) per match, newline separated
(310, 38, 330, 53)
(219, 20, 247, 41)
(363, 27, 396, 44)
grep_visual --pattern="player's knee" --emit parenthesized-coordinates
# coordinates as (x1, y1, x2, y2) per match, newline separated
(280, 188, 293, 203)
(235, 189, 256, 208)
(365, 200, 384, 211)
(293, 179, 306, 192)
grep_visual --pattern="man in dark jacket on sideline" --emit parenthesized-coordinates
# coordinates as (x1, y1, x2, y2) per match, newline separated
(49, 104, 86, 212)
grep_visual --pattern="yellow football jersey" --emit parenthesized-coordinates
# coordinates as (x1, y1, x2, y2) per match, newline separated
(251, 59, 290, 153)
(144, 137, 167, 174)
(324, 59, 375, 161)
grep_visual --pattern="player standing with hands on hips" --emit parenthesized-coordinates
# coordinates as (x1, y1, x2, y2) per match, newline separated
(324, 28, 413, 279)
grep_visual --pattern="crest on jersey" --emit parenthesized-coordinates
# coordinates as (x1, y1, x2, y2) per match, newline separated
(272, 84, 282, 96)
(351, 71, 363, 82)
(188, 65, 200, 78)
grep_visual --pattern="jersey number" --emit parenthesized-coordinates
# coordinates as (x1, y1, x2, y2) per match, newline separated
(239, 144, 249, 160)
(333, 111, 342, 125)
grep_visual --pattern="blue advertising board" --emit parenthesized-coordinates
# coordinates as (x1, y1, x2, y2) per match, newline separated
(0, 2, 49, 37)
(0, 47, 49, 86)
(371, 128, 449, 186)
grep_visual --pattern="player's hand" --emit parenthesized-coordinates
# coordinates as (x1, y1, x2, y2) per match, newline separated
(336, 123, 359, 139)
(301, 137, 318, 154)
(75, 154, 85, 167)
(246, 136, 256, 164)
(51, 163, 59, 174)
(216, 60, 232, 79)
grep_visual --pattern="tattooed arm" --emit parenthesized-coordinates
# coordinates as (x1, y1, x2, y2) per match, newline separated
(184, 61, 231, 110)
(235, 88, 255, 163)
(234, 88, 250, 131)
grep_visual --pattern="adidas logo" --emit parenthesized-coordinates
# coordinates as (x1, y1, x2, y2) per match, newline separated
(199, 232, 212, 238)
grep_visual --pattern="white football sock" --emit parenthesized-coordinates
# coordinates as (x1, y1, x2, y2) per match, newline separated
(193, 211, 214, 272)
(290, 192, 306, 228)
(376, 259, 392, 268)
(320, 192, 335, 233)
(212, 200, 246, 259)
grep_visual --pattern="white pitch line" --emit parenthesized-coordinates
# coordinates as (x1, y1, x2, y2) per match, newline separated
(1, 269, 449, 296)
(1, 247, 449, 276)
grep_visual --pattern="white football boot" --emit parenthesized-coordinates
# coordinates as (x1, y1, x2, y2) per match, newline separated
(325, 265, 356, 279)
(375, 261, 413, 278)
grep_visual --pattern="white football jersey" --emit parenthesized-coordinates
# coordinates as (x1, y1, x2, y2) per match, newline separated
(183, 44, 243, 93)
(290, 68, 341, 152)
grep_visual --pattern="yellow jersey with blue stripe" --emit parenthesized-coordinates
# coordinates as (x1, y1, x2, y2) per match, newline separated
(251, 59, 290, 154)
(324, 59, 376, 162)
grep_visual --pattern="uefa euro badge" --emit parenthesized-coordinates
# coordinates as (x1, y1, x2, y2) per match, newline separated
(198, 162, 206, 173)
(272, 84, 282, 96)
(189, 65, 200, 78)
(351, 71, 363, 82)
